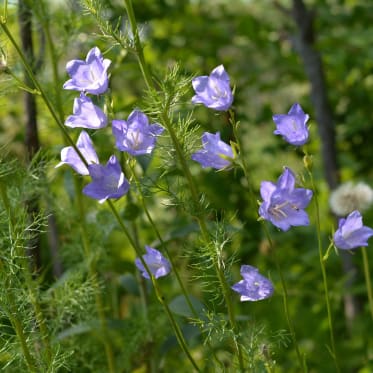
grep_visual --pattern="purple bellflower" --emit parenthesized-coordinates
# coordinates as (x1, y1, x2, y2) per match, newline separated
(112, 110, 164, 156)
(135, 246, 171, 280)
(56, 130, 99, 175)
(259, 167, 313, 231)
(232, 265, 274, 302)
(334, 210, 373, 250)
(273, 103, 309, 146)
(65, 93, 107, 129)
(83, 155, 129, 203)
(191, 132, 234, 170)
(192, 65, 233, 111)
(63, 47, 111, 95)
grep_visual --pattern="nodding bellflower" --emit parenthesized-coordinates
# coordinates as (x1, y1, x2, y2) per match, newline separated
(63, 47, 111, 95)
(259, 167, 313, 231)
(56, 130, 99, 175)
(334, 210, 373, 250)
(232, 265, 274, 302)
(65, 93, 107, 129)
(192, 65, 233, 111)
(112, 110, 164, 156)
(83, 155, 129, 203)
(273, 103, 309, 146)
(135, 246, 171, 280)
(191, 132, 234, 170)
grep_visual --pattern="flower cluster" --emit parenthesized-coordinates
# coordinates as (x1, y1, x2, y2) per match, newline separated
(58, 47, 164, 203)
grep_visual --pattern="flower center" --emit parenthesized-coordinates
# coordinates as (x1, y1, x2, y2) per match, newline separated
(211, 81, 227, 100)
(269, 201, 299, 220)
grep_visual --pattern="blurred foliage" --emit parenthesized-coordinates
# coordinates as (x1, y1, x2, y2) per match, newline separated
(1, 0, 373, 371)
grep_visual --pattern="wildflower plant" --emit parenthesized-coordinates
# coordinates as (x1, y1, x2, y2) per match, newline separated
(1, 1, 373, 372)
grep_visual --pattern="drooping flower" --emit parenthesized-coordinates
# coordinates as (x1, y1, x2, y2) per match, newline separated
(333, 210, 373, 250)
(232, 265, 274, 302)
(259, 167, 313, 231)
(191, 132, 234, 170)
(330, 182, 373, 217)
(112, 110, 164, 156)
(56, 130, 99, 175)
(65, 93, 107, 129)
(135, 246, 171, 280)
(192, 65, 233, 111)
(83, 155, 129, 203)
(63, 47, 111, 95)
(273, 103, 309, 146)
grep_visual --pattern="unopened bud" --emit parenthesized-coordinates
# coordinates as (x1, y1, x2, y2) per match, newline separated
(303, 154, 313, 171)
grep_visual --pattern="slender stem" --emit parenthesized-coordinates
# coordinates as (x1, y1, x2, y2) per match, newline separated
(128, 161, 198, 315)
(106, 199, 201, 372)
(262, 223, 307, 372)
(1, 180, 53, 365)
(307, 170, 339, 372)
(8, 308, 37, 372)
(361, 247, 373, 320)
(74, 177, 116, 373)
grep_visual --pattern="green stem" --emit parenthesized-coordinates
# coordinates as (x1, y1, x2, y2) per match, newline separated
(307, 170, 339, 372)
(106, 200, 201, 372)
(74, 177, 116, 373)
(361, 246, 373, 320)
(1, 180, 53, 366)
(262, 223, 307, 372)
(8, 307, 37, 372)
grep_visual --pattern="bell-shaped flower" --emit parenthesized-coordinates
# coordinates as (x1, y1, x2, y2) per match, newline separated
(56, 130, 99, 175)
(63, 47, 111, 95)
(334, 210, 373, 250)
(232, 265, 274, 302)
(135, 246, 171, 280)
(273, 103, 309, 146)
(259, 167, 313, 231)
(65, 93, 107, 129)
(83, 155, 129, 203)
(191, 132, 234, 170)
(192, 65, 233, 111)
(112, 110, 164, 156)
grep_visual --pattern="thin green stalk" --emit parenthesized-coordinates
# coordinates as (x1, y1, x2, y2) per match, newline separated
(307, 169, 340, 372)
(1, 181, 53, 366)
(122, 2, 244, 369)
(8, 306, 37, 372)
(128, 161, 198, 315)
(74, 177, 116, 373)
(361, 247, 373, 320)
(128, 161, 225, 369)
(106, 200, 201, 372)
(262, 223, 307, 372)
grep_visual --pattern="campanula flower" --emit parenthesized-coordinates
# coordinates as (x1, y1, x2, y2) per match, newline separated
(232, 265, 274, 302)
(334, 210, 373, 250)
(135, 246, 171, 279)
(112, 110, 164, 156)
(191, 132, 234, 170)
(65, 93, 107, 129)
(192, 65, 233, 111)
(63, 47, 111, 95)
(259, 167, 313, 231)
(56, 130, 99, 175)
(273, 103, 309, 146)
(83, 155, 129, 203)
